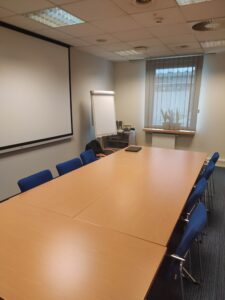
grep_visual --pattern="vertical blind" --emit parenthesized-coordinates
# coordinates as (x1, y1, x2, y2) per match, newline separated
(145, 55, 203, 130)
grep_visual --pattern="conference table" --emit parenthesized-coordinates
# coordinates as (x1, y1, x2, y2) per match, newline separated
(0, 146, 207, 300)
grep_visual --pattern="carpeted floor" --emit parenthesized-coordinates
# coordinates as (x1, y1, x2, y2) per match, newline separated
(147, 167, 225, 300)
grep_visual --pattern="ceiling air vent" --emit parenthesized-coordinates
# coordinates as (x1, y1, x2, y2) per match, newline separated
(192, 19, 225, 31)
(135, 0, 152, 3)
(132, 0, 153, 6)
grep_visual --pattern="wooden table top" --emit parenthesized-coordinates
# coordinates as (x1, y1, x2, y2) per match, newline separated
(76, 147, 207, 246)
(11, 158, 114, 217)
(0, 201, 166, 300)
(11, 147, 206, 232)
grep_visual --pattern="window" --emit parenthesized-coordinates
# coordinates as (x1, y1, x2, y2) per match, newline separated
(145, 55, 203, 131)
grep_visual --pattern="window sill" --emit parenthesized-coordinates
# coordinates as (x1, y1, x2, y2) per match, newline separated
(143, 128, 196, 136)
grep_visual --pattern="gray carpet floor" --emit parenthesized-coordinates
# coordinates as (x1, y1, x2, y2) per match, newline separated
(147, 167, 225, 300)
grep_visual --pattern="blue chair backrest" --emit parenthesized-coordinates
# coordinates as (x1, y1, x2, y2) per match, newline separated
(176, 202, 207, 258)
(18, 169, 53, 192)
(56, 157, 82, 176)
(185, 177, 207, 212)
(202, 160, 215, 181)
(80, 149, 97, 165)
(210, 152, 219, 164)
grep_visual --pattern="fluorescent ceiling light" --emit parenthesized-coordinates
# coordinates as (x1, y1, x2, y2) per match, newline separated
(115, 49, 144, 56)
(176, 0, 211, 5)
(201, 40, 225, 48)
(25, 7, 85, 28)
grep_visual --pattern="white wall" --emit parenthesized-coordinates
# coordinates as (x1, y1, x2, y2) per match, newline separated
(0, 48, 114, 201)
(114, 53, 225, 165)
(176, 53, 225, 161)
(114, 61, 147, 145)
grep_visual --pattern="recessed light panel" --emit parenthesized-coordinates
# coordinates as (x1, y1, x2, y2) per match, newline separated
(115, 50, 141, 56)
(176, 0, 211, 5)
(25, 7, 85, 28)
(201, 40, 225, 48)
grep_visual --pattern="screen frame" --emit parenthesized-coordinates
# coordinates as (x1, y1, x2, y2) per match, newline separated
(0, 21, 73, 152)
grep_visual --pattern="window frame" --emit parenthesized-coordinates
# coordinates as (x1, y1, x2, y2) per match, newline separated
(145, 55, 203, 131)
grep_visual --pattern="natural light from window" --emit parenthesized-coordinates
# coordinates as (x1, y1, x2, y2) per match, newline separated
(145, 55, 203, 131)
(152, 66, 196, 129)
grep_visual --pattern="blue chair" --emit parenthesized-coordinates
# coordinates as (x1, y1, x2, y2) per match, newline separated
(184, 177, 207, 218)
(209, 152, 219, 199)
(202, 152, 219, 199)
(169, 202, 207, 300)
(18, 169, 53, 192)
(56, 157, 83, 176)
(200, 160, 216, 210)
(209, 152, 219, 164)
(201, 160, 215, 181)
(80, 149, 97, 165)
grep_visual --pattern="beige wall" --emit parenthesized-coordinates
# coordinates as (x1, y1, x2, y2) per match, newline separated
(0, 49, 114, 201)
(114, 53, 225, 165)
(176, 53, 225, 161)
(114, 61, 147, 145)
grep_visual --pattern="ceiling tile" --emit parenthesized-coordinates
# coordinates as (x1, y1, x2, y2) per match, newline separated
(99, 42, 131, 51)
(180, 0, 225, 22)
(91, 15, 141, 33)
(58, 23, 104, 37)
(33, 28, 83, 44)
(94, 52, 124, 61)
(168, 41, 201, 50)
(119, 54, 147, 60)
(112, 0, 176, 14)
(131, 7, 186, 27)
(127, 38, 164, 47)
(77, 45, 116, 57)
(0, 0, 224, 61)
(0, 0, 52, 14)
(0, 7, 14, 19)
(150, 22, 192, 37)
(1, 15, 49, 30)
(145, 45, 171, 52)
(112, 28, 153, 42)
(173, 48, 204, 55)
(49, 0, 80, 4)
(160, 33, 197, 44)
(146, 48, 174, 57)
(79, 34, 120, 45)
(62, 0, 125, 22)
(68, 38, 91, 47)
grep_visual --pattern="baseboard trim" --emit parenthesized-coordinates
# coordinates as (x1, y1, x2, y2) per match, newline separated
(217, 158, 225, 168)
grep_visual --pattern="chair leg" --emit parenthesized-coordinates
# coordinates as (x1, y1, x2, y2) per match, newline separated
(187, 250, 192, 274)
(183, 267, 200, 285)
(179, 264, 185, 300)
(197, 239, 203, 283)
(210, 175, 215, 210)
(212, 173, 216, 196)
(204, 188, 209, 211)
(208, 179, 214, 210)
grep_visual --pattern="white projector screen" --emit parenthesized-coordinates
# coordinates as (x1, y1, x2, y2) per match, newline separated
(0, 23, 73, 153)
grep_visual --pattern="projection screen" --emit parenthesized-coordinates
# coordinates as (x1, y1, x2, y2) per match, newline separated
(0, 23, 73, 153)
